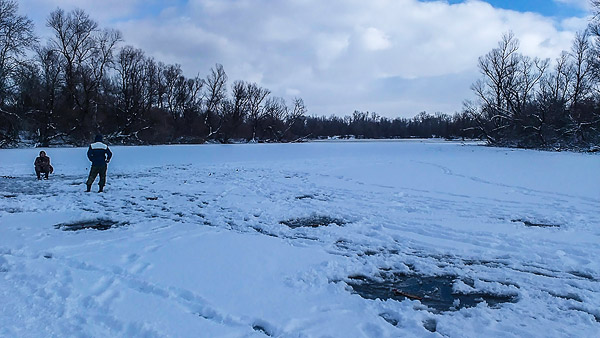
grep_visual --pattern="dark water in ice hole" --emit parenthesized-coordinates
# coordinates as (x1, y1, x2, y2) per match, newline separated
(347, 274, 517, 312)
(54, 219, 125, 231)
(280, 215, 346, 228)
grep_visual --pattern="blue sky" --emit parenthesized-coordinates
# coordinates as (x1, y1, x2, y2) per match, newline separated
(18, 0, 594, 117)
(423, 0, 589, 18)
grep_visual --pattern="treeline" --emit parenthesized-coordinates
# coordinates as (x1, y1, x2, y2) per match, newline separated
(464, 1, 600, 150)
(1, 0, 599, 149)
(0, 3, 312, 147)
(303, 111, 478, 140)
(466, 30, 600, 150)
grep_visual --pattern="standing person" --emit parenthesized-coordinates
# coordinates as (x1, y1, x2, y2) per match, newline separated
(86, 134, 112, 192)
(34, 151, 54, 180)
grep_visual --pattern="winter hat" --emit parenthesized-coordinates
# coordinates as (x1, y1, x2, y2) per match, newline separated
(94, 134, 103, 142)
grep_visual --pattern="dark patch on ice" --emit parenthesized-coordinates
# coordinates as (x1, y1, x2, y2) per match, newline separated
(290, 234, 319, 241)
(43, 253, 53, 259)
(2, 194, 17, 198)
(295, 194, 314, 200)
(252, 324, 273, 336)
(146, 196, 159, 200)
(548, 291, 583, 302)
(54, 219, 126, 231)
(511, 219, 559, 228)
(280, 215, 346, 228)
(347, 273, 517, 312)
(568, 270, 597, 281)
(253, 227, 278, 238)
(361, 250, 379, 256)
(335, 239, 353, 250)
(423, 318, 437, 332)
(570, 307, 600, 322)
(0, 175, 17, 179)
(379, 313, 399, 326)
(512, 267, 558, 279)
(464, 259, 508, 269)
(4, 208, 22, 213)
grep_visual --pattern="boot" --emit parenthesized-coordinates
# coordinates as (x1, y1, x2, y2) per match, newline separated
(98, 186, 104, 193)
(86, 184, 91, 192)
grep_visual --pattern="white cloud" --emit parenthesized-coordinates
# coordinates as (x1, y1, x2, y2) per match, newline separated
(361, 27, 392, 51)
(560, 16, 592, 31)
(18, 0, 590, 117)
(314, 33, 350, 68)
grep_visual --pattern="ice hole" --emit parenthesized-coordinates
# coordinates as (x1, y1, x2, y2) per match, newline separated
(280, 215, 346, 228)
(54, 219, 125, 231)
(347, 273, 517, 312)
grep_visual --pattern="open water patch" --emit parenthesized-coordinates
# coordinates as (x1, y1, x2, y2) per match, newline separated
(54, 218, 126, 231)
(347, 273, 517, 312)
(280, 215, 346, 228)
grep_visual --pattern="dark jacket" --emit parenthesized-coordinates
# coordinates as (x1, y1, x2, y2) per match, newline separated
(34, 156, 53, 173)
(87, 141, 112, 167)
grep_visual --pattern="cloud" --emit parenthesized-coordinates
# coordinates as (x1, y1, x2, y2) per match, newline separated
(361, 27, 392, 51)
(18, 0, 589, 117)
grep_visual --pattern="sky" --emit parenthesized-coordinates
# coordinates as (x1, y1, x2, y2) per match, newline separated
(17, 0, 594, 118)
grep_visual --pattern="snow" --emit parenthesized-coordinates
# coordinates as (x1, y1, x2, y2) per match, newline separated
(1, 140, 599, 337)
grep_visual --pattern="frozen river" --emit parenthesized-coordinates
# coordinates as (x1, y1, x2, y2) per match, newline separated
(1, 140, 599, 337)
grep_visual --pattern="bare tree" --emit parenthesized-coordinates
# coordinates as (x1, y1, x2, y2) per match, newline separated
(202, 64, 227, 138)
(162, 63, 184, 120)
(540, 52, 572, 105)
(0, 0, 36, 146)
(570, 30, 593, 109)
(220, 80, 249, 142)
(0, 0, 36, 106)
(262, 96, 287, 140)
(245, 82, 270, 141)
(47, 8, 121, 141)
(113, 46, 148, 141)
(286, 97, 307, 140)
(471, 32, 548, 145)
(30, 46, 63, 145)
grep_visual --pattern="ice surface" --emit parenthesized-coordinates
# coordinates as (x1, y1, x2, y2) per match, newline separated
(1, 140, 599, 337)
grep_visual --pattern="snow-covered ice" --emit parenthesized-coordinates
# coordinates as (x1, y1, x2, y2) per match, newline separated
(1, 140, 599, 337)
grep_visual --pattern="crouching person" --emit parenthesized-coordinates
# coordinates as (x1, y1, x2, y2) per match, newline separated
(34, 151, 54, 180)
(86, 134, 112, 192)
